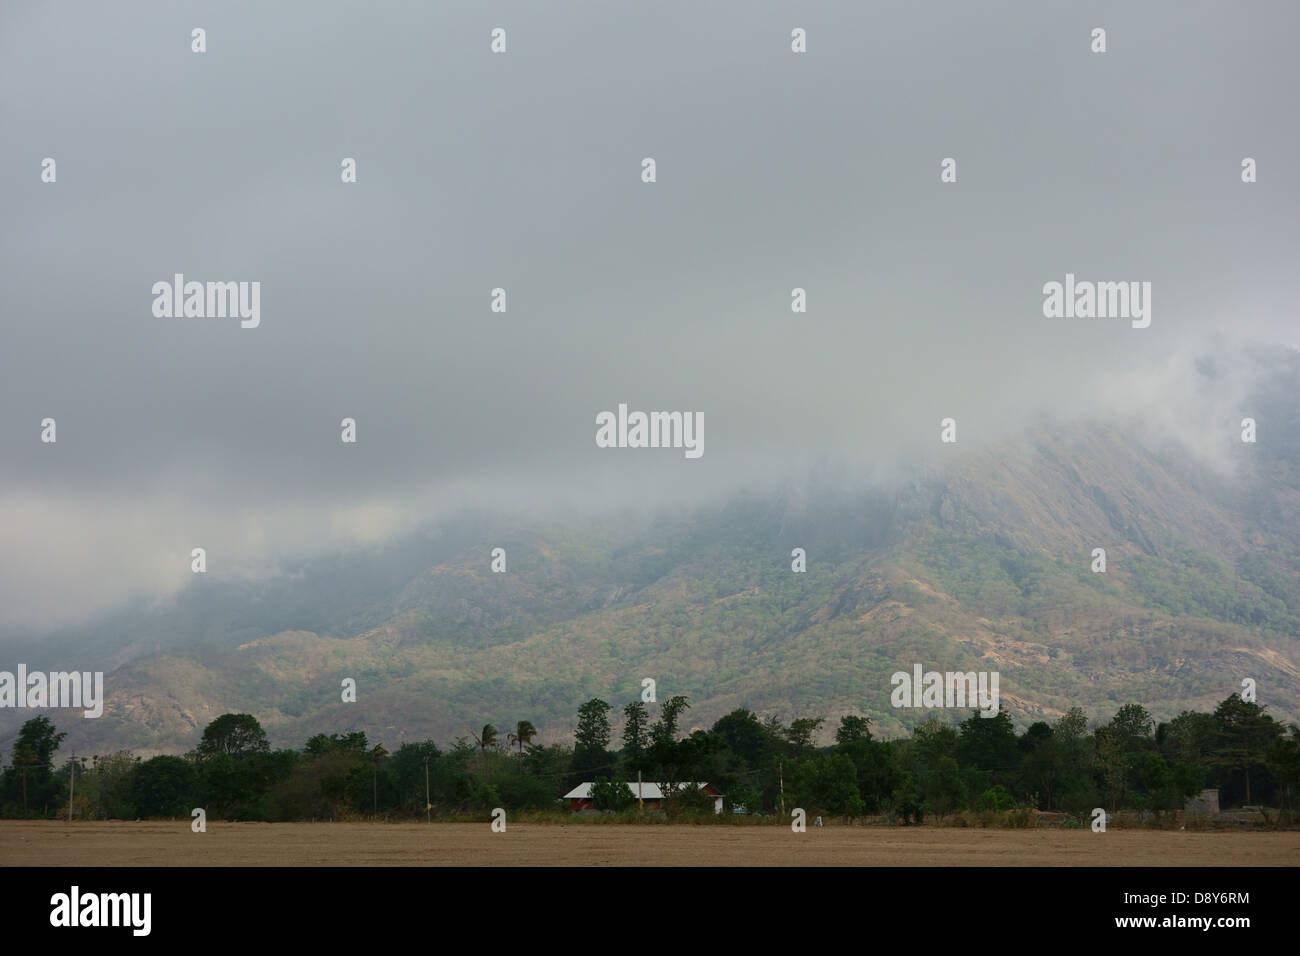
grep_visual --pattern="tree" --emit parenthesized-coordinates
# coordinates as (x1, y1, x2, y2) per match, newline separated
(11, 715, 66, 770)
(1213, 694, 1282, 805)
(1266, 725, 1300, 822)
(197, 748, 295, 821)
(622, 701, 650, 773)
(196, 714, 269, 760)
(1158, 711, 1216, 783)
(650, 696, 690, 753)
(955, 708, 1018, 786)
(1017, 722, 1055, 809)
(1106, 704, 1155, 752)
(191, 716, 284, 820)
(891, 772, 924, 825)
(507, 721, 537, 762)
(673, 729, 725, 784)
(764, 715, 789, 813)
(662, 781, 717, 820)
(911, 717, 959, 763)
(575, 699, 612, 753)
(1052, 707, 1097, 814)
(1093, 727, 1130, 807)
(975, 784, 1015, 812)
(589, 776, 635, 812)
(271, 747, 366, 820)
(648, 696, 692, 785)
(5, 716, 66, 815)
(836, 732, 899, 814)
(921, 755, 967, 818)
(574, 699, 613, 780)
(363, 744, 386, 815)
(304, 732, 368, 756)
(1055, 707, 1089, 743)
(835, 715, 873, 745)
(385, 740, 442, 814)
(130, 756, 196, 817)
(784, 717, 825, 762)
(1130, 752, 1199, 816)
(523, 743, 571, 781)
(89, 750, 139, 820)
(475, 723, 499, 764)
(712, 709, 768, 768)
(822, 753, 866, 817)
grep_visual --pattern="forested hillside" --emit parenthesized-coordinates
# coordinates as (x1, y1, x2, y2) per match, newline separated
(5, 376, 1298, 758)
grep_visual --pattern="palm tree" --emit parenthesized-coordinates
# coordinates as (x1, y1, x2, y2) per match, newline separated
(473, 724, 499, 760)
(507, 721, 538, 764)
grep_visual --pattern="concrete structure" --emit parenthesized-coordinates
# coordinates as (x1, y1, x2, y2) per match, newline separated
(1184, 788, 1220, 815)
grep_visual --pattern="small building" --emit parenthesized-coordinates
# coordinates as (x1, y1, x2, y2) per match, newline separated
(563, 781, 724, 814)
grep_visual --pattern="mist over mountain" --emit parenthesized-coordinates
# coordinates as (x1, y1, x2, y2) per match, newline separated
(3, 0, 1299, 765)
(5, 346, 1297, 757)
(6, 1, 1300, 637)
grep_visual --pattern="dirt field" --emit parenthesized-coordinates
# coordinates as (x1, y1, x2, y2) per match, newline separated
(3, 820, 1299, 866)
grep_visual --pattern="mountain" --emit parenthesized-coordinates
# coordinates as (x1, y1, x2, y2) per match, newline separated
(5, 356, 1300, 757)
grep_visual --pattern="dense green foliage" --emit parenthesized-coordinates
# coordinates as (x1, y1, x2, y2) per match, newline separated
(0, 716, 65, 815)
(11, 426, 1300, 759)
(5, 693, 1298, 823)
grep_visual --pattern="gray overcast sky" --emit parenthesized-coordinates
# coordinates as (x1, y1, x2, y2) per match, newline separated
(2, 0, 1298, 631)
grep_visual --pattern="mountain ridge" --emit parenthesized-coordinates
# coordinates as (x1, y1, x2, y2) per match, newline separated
(4, 392, 1299, 757)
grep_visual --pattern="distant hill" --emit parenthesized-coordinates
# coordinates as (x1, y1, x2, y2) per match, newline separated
(5, 355, 1300, 757)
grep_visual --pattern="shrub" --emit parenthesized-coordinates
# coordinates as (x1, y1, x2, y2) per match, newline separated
(589, 777, 636, 812)
(975, 785, 1015, 812)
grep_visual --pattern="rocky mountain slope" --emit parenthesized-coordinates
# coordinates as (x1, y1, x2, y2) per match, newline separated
(5, 359, 1299, 757)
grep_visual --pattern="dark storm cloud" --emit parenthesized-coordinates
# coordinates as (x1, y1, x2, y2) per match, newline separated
(1, 0, 1297, 629)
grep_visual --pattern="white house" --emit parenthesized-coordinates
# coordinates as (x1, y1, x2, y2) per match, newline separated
(562, 781, 724, 814)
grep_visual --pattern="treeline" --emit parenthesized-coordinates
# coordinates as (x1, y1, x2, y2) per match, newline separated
(2, 693, 1298, 822)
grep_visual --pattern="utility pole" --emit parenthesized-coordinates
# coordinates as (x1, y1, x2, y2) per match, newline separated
(423, 755, 431, 824)
(15, 742, 35, 816)
(637, 769, 643, 810)
(370, 744, 387, 819)
(94, 755, 101, 820)
(68, 751, 75, 822)
(779, 759, 785, 816)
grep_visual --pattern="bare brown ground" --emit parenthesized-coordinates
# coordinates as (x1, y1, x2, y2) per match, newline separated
(2, 821, 1299, 866)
